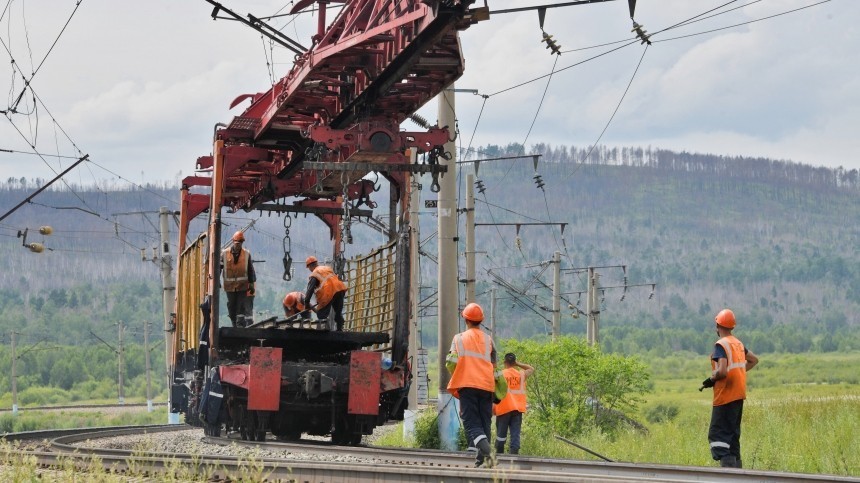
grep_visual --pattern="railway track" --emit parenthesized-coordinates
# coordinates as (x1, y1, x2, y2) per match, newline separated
(2, 425, 858, 482)
(0, 402, 166, 413)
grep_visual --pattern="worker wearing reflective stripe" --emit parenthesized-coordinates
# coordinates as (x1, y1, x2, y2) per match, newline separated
(701, 309, 759, 468)
(446, 302, 497, 468)
(303, 256, 348, 331)
(221, 231, 256, 327)
(493, 353, 534, 454)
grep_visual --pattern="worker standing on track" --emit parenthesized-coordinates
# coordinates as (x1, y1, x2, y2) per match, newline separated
(282, 291, 306, 317)
(446, 302, 498, 468)
(701, 308, 759, 468)
(221, 231, 255, 327)
(303, 256, 348, 331)
(493, 352, 534, 455)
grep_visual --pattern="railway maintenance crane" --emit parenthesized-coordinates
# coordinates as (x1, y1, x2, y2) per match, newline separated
(169, 0, 486, 443)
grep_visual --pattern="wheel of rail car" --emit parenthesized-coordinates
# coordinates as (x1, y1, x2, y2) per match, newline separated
(275, 430, 301, 442)
(239, 405, 251, 441)
(252, 411, 266, 442)
(332, 414, 361, 446)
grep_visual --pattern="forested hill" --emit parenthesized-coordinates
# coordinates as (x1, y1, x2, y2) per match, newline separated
(1, 144, 859, 356)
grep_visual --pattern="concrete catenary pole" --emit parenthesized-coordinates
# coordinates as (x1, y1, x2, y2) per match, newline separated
(404, 150, 420, 439)
(118, 321, 125, 405)
(464, 174, 476, 303)
(592, 270, 601, 344)
(586, 267, 594, 345)
(552, 251, 561, 341)
(437, 86, 460, 451)
(490, 286, 497, 340)
(159, 206, 179, 423)
(144, 321, 153, 412)
(11, 331, 17, 416)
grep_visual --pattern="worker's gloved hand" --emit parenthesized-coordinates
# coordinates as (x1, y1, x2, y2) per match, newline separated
(701, 377, 715, 389)
(247, 283, 255, 296)
(300, 309, 312, 318)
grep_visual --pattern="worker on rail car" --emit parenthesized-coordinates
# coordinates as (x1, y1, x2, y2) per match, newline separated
(282, 291, 306, 317)
(701, 308, 759, 468)
(303, 256, 348, 331)
(493, 352, 535, 455)
(221, 230, 256, 328)
(446, 302, 498, 468)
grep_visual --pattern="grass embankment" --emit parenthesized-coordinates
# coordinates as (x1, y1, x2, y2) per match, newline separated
(0, 408, 168, 434)
(377, 351, 860, 477)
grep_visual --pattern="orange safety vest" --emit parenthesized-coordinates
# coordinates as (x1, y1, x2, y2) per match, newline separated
(282, 292, 305, 315)
(222, 248, 251, 292)
(446, 328, 495, 399)
(711, 335, 747, 406)
(310, 265, 347, 308)
(493, 367, 526, 415)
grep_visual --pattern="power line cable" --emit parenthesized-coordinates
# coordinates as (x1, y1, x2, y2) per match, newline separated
(653, 0, 832, 43)
(564, 44, 648, 181)
(5, 0, 84, 112)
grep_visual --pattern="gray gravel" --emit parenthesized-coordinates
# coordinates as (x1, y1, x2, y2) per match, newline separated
(75, 428, 382, 464)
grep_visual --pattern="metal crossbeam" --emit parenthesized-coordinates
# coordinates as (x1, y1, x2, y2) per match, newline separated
(256, 204, 373, 218)
(304, 162, 448, 175)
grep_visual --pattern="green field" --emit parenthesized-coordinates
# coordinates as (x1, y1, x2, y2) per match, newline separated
(382, 351, 860, 477)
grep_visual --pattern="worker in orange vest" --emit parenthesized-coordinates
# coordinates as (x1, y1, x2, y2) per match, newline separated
(446, 302, 498, 467)
(221, 231, 256, 327)
(303, 256, 348, 331)
(282, 291, 306, 317)
(493, 352, 534, 455)
(700, 308, 759, 468)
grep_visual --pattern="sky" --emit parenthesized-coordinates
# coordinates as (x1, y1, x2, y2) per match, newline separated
(1, 0, 858, 188)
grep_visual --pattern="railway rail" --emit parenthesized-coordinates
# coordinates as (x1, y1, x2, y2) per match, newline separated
(3, 425, 858, 482)
(0, 402, 166, 413)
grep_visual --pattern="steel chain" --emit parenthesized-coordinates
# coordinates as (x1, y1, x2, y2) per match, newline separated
(282, 215, 293, 281)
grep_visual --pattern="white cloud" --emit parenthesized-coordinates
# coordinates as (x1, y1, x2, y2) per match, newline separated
(1, 0, 858, 184)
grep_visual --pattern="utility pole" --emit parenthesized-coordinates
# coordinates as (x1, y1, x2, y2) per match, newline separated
(405, 150, 420, 439)
(437, 85, 459, 451)
(118, 321, 125, 405)
(463, 174, 476, 303)
(552, 251, 561, 341)
(144, 321, 153, 412)
(11, 331, 17, 416)
(490, 286, 497, 340)
(586, 269, 601, 346)
(159, 207, 178, 423)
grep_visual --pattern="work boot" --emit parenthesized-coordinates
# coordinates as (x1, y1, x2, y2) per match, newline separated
(495, 441, 505, 454)
(476, 439, 495, 468)
(511, 448, 519, 455)
(720, 456, 737, 468)
(736, 458, 742, 468)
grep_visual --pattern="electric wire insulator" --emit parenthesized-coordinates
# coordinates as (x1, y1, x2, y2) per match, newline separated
(409, 113, 431, 129)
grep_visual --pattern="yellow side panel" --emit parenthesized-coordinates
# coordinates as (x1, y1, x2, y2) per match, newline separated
(343, 240, 397, 353)
(175, 234, 207, 353)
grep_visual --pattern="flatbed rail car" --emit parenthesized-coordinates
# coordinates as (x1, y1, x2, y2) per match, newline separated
(173, 238, 411, 443)
(165, 0, 485, 443)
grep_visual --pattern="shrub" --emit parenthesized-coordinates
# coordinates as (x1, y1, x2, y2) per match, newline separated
(499, 336, 651, 438)
(413, 409, 466, 450)
(645, 403, 680, 424)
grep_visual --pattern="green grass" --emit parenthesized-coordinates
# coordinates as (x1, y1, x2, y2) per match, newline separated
(0, 408, 169, 433)
(385, 351, 860, 477)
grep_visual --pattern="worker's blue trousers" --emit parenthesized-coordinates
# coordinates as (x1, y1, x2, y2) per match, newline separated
(458, 388, 493, 447)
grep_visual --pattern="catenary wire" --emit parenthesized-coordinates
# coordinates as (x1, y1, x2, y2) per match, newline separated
(564, 44, 648, 181)
(653, 0, 832, 43)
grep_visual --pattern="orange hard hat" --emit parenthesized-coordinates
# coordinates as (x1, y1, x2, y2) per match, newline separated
(305, 256, 318, 267)
(232, 231, 245, 242)
(462, 302, 484, 323)
(284, 292, 297, 307)
(715, 309, 736, 329)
